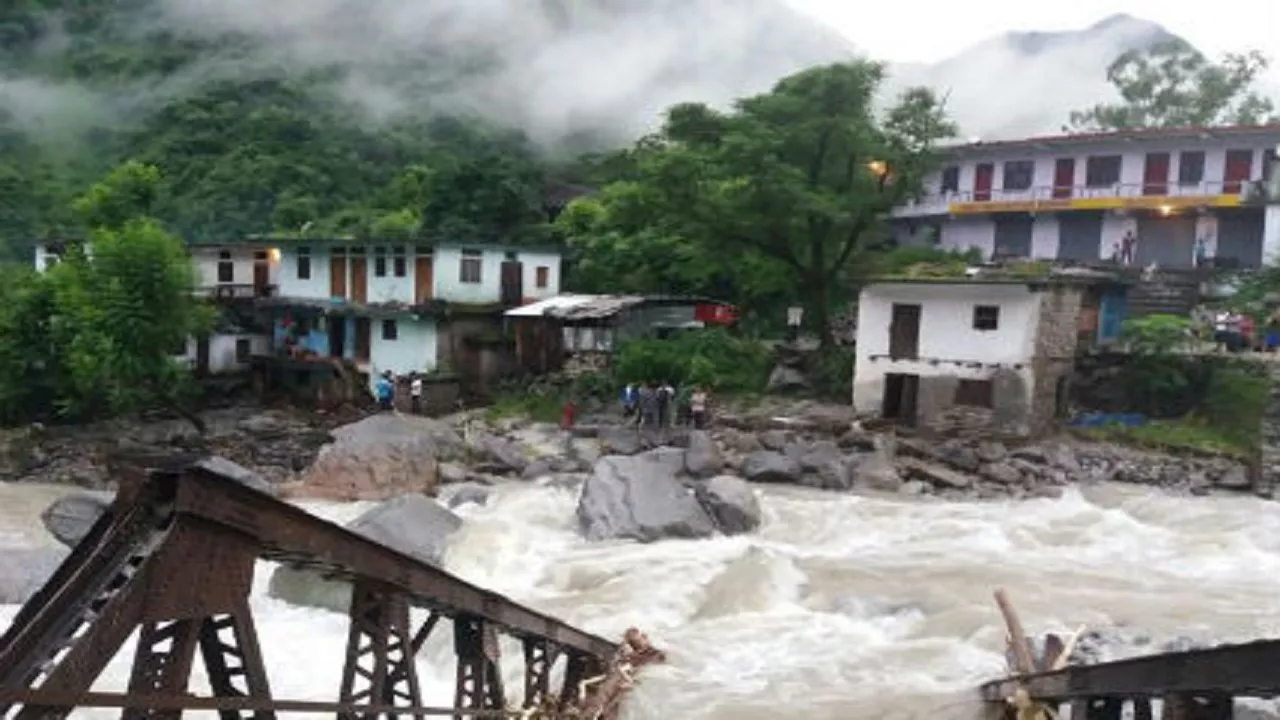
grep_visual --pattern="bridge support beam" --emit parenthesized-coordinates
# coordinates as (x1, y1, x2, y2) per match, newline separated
(197, 603, 275, 720)
(453, 616, 505, 714)
(338, 580, 424, 719)
(1161, 693, 1232, 720)
(522, 638, 558, 709)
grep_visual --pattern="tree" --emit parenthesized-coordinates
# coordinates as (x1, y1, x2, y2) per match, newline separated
(560, 61, 955, 344)
(1068, 40, 1279, 131)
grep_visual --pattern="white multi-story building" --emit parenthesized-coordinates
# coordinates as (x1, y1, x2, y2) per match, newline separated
(893, 124, 1280, 269)
(262, 239, 563, 385)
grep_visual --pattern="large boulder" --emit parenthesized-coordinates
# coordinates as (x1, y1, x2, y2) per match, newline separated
(684, 431, 724, 478)
(576, 455, 716, 542)
(853, 445, 902, 492)
(0, 547, 70, 604)
(740, 451, 802, 484)
(598, 427, 644, 456)
(466, 431, 529, 474)
(695, 476, 762, 535)
(268, 495, 462, 612)
(41, 492, 112, 548)
(294, 414, 451, 500)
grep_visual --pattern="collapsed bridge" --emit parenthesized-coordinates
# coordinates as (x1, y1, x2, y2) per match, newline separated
(0, 456, 638, 719)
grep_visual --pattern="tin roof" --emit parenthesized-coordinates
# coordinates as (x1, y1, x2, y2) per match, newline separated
(505, 294, 726, 320)
(943, 123, 1280, 157)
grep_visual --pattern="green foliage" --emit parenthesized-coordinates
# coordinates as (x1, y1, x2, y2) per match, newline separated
(1119, 314, 1196, 417)
(1074, 417, 1251, 459)
(612, 328, 771, 393)
(1121, 314, 1193, 354)
(0, 162, 213, 425)
(1069, 40, 1278, 131)
(557, 61, 956, 345)
(804, 346, 855, 401)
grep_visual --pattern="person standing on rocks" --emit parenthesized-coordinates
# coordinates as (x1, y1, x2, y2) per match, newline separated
(656, 381, 674, 428)
(374, 371, 394, 412)
(621, 383, 638, 418)
(675, 383, 692, 426)
(637, 383, 658, 430)
(409, 372, 423, 414)
(690, 387, 709, 429)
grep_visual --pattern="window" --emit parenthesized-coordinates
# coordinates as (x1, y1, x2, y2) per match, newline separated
(381, 319, 398, 340)
(217, 251, 234, 283)
(297, 246, 311, 280)
(460, 249, 482, 284)
(235, 338, 251, 362)
(1084, 155, 1121, 188)
(973, 305, 1000, 330)
(1177, 151, 1205, 185)
(393, 246, 407, 277)
(954, 379, 994, 408)
(1002, 160, 1034, 191)
(374, 247, 387, 277)
(535, 266, 549, 288)
(940, 166, 960, 194)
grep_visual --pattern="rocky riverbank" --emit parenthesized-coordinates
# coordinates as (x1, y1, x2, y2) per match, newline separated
(0, 399, 1259, 503)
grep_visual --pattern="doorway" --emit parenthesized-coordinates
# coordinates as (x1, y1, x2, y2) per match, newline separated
(973, 163, 994, 202)
(329, 317, 346, 359)
(414, 254, 434, 302)
(350, 250, 368, 304)
(195, 335, 210, 376)
(993, 215, 1034, 259)
(354, 318, 371, 361)
(1052, 158, 1075, 199)
(888, 303, 921, 360)
(252, 252, 270, 295)
(882, 373, 920, 426)
(1143, 152, 1170, 195)
(330, 249, 347, 299)
(500, 260, 523, 305)
(1224, 149, 1253, 193)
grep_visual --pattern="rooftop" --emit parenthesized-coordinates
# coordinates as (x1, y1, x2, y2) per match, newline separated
(504, 293, 727, 320)
(943, 123, 1280, 157)
(868, 262, 1127, 288)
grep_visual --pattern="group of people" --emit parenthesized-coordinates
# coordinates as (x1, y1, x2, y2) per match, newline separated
(373, 370, 426, 413)
(619, 382, 710, 429)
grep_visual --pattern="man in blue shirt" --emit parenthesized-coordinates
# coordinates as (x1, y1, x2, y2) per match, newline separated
(374, 372, 394, 411)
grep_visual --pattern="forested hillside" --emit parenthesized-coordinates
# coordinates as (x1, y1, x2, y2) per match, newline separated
(0, 0, 853, 260)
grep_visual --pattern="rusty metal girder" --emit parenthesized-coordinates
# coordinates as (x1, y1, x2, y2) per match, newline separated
(339, 580, 424, 720)
(521, 638, 559, 709)
(980, 639, 1280, 701)
(198, 605, 275, 720)
(454, 616, 506, 716)
(173, 466, 616, 658)
(0, 460, 621, 720)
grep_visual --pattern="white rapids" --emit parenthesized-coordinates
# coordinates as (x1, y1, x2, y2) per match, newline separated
(4, 480, 1280, 719)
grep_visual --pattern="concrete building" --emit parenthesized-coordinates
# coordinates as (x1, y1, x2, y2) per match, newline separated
(852, 271, 1127, 438)
(31, 239, 274, 377)
(892, 125, 1280, 269)
(261, 239, 563, 388)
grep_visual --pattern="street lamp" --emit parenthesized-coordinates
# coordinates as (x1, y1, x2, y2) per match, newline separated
(787, 305, 804, 343)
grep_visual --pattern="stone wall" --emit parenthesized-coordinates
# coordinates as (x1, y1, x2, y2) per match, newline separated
(1029, 285, 1084, 437)
(1259, 363, 1280, 498)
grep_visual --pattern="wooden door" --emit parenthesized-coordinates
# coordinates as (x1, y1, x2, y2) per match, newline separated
(330, 251, 347, 299)
(1052, 158, 1075, 199)
(1224, 149, 1254, 193)
(500, 261, 523, 306)
(195, 335, 210, 376)
(1143, 152, 1170, 195)
(252, 261, 269, 294)
(414, 256, 434, 302)
(350, 256, 368, 303)
(888, 303, 921, 360)
(354, 318, 371, 361)
(973, 163, 994, 202)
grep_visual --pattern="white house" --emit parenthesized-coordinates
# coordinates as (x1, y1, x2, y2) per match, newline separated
(892, 124, 1280, 269)
(263, 239, 564, 386)
(852, 272, 1126, 437)
(31, 240, 275, 376)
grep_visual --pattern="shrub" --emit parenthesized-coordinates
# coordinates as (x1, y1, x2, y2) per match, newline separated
(612, 327, 770, 393)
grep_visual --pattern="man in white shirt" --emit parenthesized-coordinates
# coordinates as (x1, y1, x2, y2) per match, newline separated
(410, 373, 423, 414)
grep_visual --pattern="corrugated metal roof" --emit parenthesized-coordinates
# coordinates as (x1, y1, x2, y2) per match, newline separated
(503, 294, 600, 317)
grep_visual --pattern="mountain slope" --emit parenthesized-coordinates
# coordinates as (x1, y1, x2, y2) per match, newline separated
(886, 14, 1186, 139)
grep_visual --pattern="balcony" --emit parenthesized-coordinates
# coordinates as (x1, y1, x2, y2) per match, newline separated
(892, 179, 1266, 218)
(195, 283, 278, 300)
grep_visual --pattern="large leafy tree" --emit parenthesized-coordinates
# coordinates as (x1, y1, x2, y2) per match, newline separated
(1068, 40, 1279, 131)
(559, 61, 955, 343)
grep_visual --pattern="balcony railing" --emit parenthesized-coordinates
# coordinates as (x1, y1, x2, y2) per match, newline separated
(195, 283, 278, 300)
(893, 179, 1269, 217)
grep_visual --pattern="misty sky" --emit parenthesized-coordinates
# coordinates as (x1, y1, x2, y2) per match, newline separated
(792, 0, 1280, 82)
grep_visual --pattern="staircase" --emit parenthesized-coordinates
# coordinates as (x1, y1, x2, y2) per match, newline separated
(1123, 269, 1204, 319)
